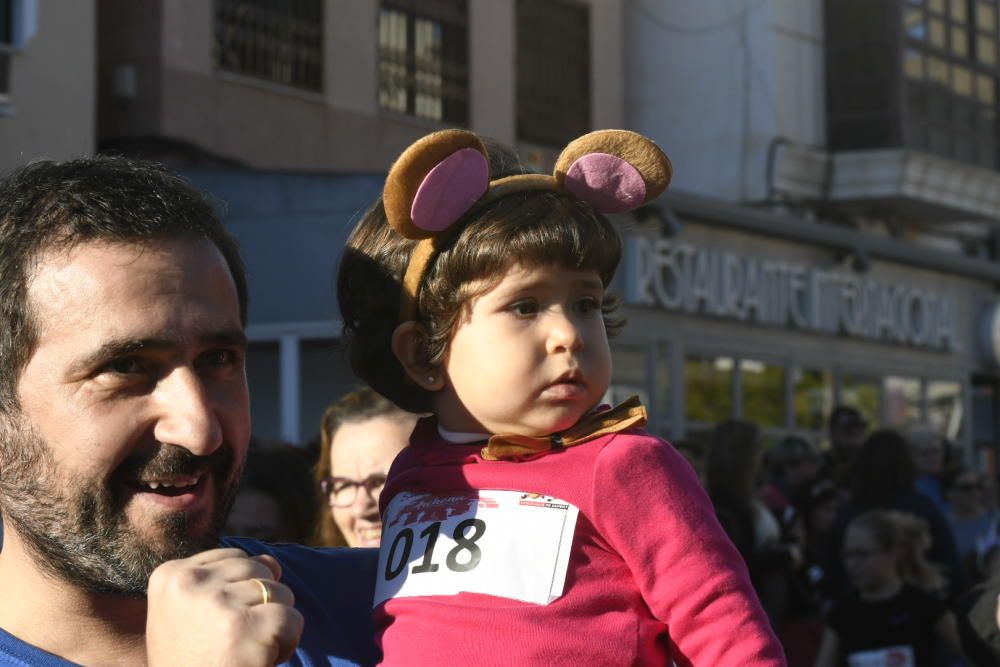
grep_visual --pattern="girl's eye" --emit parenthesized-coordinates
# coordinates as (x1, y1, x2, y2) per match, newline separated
(508, 300, 538, 317)
(575, 296, 602, 314)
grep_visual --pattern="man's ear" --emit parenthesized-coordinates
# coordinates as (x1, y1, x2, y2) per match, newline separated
(391, 321, 445, 391)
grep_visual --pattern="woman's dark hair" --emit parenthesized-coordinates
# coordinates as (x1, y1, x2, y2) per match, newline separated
(337, 139, 623, 412)
(851, 429, 915, 507)
(705, 419, 763, 508)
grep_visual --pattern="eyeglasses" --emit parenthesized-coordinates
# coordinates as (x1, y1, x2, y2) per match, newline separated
(320, 473, 387, 508)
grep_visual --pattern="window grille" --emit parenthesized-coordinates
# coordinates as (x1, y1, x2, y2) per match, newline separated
(901, 0, 998, 166)
(516, 0, 590, 147)
(214, 0, 323, 93)
(378, 0, 469, 125)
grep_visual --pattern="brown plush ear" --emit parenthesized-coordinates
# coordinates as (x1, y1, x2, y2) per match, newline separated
(383, 130, 489, 240)
(553, 129, 672, 205)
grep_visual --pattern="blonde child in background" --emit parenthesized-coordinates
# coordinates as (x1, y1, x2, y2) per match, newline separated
(337, 129, 785, 666)
(815, 510, 965, 666)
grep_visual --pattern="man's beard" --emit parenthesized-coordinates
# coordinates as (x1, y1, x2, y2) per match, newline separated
(0, 418, 241, 597)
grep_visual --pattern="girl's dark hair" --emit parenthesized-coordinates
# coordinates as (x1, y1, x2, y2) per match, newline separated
(337, 140, 623, 412)
(851, 429, 915, 507)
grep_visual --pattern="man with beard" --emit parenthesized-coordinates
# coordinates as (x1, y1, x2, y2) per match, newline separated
(0, 157, 379, 666)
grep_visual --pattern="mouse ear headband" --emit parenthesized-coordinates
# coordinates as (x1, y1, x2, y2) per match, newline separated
(383, 129, 672, 322)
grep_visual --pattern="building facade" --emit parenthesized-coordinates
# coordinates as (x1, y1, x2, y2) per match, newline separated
(95, 0, 1000, 465)
(0, 0, 95, 173)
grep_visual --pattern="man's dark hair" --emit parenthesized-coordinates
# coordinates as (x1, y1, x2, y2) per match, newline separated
(0, 155, 247, 414)
(828, 405, 864, 432)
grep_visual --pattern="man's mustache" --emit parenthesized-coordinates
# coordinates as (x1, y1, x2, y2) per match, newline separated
(115, 443, 233, 481)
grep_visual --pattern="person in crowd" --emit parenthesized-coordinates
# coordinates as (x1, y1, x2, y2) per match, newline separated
(910, 426, 950, 513)
(314, 388, 416, 547)
(337, 129, 785, 664)
(760, 433, 821, 519)
(814, 511, 965, 666)
(824, 406, 868, 491)
(225, 441, 320, 543)
(778, 477, 839, 667)
(944, 466, 998, 582)
(824, 429, 966, 602)
(0, 156, 378, 666)
(706, 420, 800, 628)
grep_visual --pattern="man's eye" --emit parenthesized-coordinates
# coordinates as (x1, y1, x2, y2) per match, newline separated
(201, 349, 239, 367)
(107, 357, 144, 375)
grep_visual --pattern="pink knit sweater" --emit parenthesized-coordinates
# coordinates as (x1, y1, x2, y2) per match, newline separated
(374, 418, 786, 666)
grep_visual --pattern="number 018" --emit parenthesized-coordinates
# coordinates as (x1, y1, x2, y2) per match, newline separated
(384, 518, 486, 581)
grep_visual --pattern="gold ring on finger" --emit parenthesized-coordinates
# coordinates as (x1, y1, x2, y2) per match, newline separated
(252, 577, 271, 605)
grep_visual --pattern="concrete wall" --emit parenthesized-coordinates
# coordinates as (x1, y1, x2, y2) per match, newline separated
(626, 0, 825, 202)
(100, 0, 624, 171)
(0, 0, 95, 172)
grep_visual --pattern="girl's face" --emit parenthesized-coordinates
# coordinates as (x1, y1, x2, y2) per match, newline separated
(843, 524, 899, 595)
(434, 263, 612, 436)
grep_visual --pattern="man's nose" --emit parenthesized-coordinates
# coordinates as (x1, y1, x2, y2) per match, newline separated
(152, 368, 223, 456)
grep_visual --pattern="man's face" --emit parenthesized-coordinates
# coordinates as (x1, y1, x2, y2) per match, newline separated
(0, 238, 250, 596)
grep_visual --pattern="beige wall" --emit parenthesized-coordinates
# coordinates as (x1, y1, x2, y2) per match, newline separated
(0, 1, 96, 173)
(100, 0, 624, 172)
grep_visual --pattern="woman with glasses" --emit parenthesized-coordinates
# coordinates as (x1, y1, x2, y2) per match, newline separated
(315, 388, 417, 547)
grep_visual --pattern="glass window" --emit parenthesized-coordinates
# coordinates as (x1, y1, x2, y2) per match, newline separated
(977, 34, 997, 63)
(977, 2, 997, 31)
(977, 72, 996, 102)
(685, 355, 734, 426)
(516, 0, 591, 146)
(214, 0, 324, 92)
(906, 8, 928, 40)
(928, 381, 963, 440)
(930, 17, 947, 46)
(608, 344, 650, 407)
(793, 368, 834, 431)
(929, 56, 950, 84)
(885, 377, 922, 429)
(741, 359, 786, 429)
(953, 65, 974, 94)
(951, 0, 968, 22)
(378, 0, 469, 124)
(930, 0, 945, 12)
(952, 25, 970, 55)
(842, 375, 881, 428)
(905, 49, 926, 79)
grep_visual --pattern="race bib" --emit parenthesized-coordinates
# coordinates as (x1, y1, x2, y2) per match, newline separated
(847, 645, 915, 667)
(373, 490, 579, 607)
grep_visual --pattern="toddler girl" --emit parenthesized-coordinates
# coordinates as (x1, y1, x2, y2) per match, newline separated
(337, 129, 784, 666)
(815, 510, 964, 666)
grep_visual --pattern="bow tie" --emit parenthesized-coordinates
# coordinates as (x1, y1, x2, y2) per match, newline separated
(481, 395, 648, 462)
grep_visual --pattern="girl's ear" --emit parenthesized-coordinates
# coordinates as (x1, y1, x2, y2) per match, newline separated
(391, 321, 445, 391)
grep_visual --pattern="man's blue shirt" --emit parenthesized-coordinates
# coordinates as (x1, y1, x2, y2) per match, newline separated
(0, 538, 379, 666)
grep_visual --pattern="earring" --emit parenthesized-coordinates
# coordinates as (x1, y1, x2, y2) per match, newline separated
(427, 376, 435, 383)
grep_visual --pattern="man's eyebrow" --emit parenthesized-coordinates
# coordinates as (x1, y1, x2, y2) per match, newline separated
(70, 329, 248, 375)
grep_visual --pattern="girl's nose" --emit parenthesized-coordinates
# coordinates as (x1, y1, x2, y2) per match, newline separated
(546, 312, 584, 354)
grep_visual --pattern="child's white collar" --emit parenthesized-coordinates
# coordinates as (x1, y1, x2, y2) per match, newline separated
(438, 424, 489, 444)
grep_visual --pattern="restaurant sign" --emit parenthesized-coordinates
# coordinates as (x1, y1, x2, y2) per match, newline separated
(625, 236, 960, 351)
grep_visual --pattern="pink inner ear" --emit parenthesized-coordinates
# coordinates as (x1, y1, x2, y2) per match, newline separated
(410, 147, 489, 232)
(564, 153, 646, 214)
